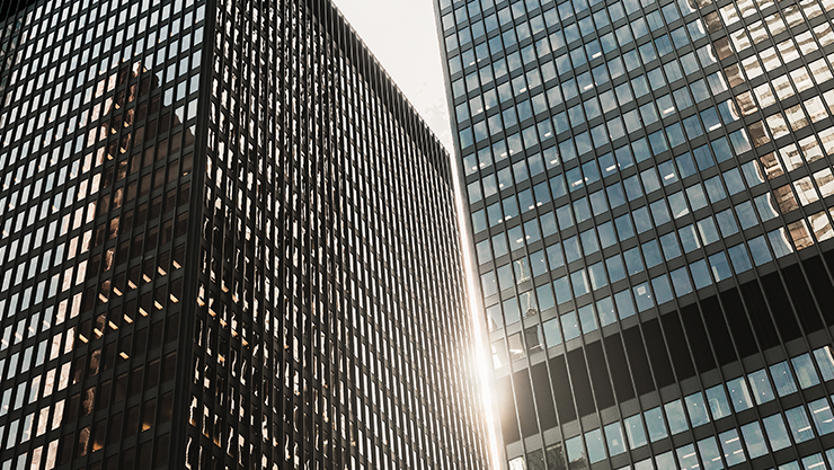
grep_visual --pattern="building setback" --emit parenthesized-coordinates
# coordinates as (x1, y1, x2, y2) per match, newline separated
(0, 0, 489, 469)
(436, 0, 834, 467)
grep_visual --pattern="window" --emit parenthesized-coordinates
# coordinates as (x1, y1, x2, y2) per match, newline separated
(543, 318, 562, 347)
(676, 443, 699, 469)
(770, 361, 798, 396)
(808, 397, 834, 435)
(697, 437, 723, 470)
(813, 346, 834, 381)
(785, 406, 814, 443)
(685, 392, 710, 427)
(719, 429, 745, 466)
(705, 384, 732, 420)
(578, 304, 597, 333)
(747, 369, 774, 405)
(763, 414, 791, 451)
(624, 414, 647, 449)
(726, 377, 754, 412)
(741, 421, 768, 458)
(644, 407, 668, 442)
(792, 354, 821, 388)
(604, 422, 627, 456)
(585, 428, 606, 463)
(664, 399, 688, 434)
(565, 435, 586, 468)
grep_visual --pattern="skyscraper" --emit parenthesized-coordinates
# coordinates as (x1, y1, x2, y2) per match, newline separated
(0, 0, 489, 469)
(436, 0, 834, 467)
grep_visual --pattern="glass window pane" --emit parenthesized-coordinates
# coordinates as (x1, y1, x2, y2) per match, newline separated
(770, 361, 798, 396)
(748, 369, 775, 405)
(697, 436, 723, 470)
(785, 406, 814, 443)
(509, 457, 526, 470)
(719, 429, 745, 466)
(624, 414, 648, 449)
(655, 451, 676, 469)
(808, 397, 834, 435)
(763, 414, 791, 451)
(578, 304, 597, 334)
(644, 407, 668, 442)
(741, 421, 768, 458)
(543, 318, 562, 347)
(685, 392, 710, 427)
(792, 354, 821, 389)
(561, 311, 580, 341)
(727, 377, 754, 412)
(664, 399, 689, 434)
(565, 435, 587, 468)
(813, 346, 834, 381)
(676, 443, 699, 470)
(705, 384, 732, 420)
(802, 454, 826, 470)
(585, 428, 606, 463)
(604, 422, 627, 456)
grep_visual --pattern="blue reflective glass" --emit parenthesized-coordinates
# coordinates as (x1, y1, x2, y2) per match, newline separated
(741, 421, 768, 458)
(604, 422, 627, 456)
(684, 392, 710, 427)
(705, 384, 731, 420)
(644, 407, 668, 442)
(763, 414, 791, 451)
(624, 414, 647, 449)
(770, 361, 799, 397)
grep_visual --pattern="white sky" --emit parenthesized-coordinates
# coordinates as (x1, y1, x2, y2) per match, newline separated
(331, 0, 454, 151)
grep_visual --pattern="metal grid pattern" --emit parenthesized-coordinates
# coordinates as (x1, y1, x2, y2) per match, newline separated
(0, 0, 488, 469)
(435, 0, 834, 467)
(185, 0, 488, 469)
(0, 0, 204, 468)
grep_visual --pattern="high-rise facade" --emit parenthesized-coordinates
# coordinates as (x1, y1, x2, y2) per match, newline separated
(436, 0, 834, 468)
(0, 0, 489, 469)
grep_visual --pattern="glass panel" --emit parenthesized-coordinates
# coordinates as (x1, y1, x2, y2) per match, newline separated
(763, 414, 791, 451)
(664, 399, 689, 434)
(509, 457, 527, 470)
(808, 397, 834, 435)
(785, 406, 814, 443)
(792, 354, 821, 389)
(727, 377, 754, 412)
(748, 369, 775, 405)
(697, 436, 723, 470)
(644, 407, 668, 442)
(604, 422, 627, 456)
(566, 435, 588, 469)
(585, 428, 606, 463)
(705, 384, 732, 420)
(624, 414, 648, 449)
(813, 347, 834, 381)
(770, 361, 798, 396)
(676, 443, 699, 470)
(741, 421, 768, 458)
(685, 392, 710, 427)
(719, 429, 745, 466)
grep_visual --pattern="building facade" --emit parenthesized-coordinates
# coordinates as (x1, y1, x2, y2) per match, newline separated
(435, 0, 834, 468)
(0, 0, 489, 469)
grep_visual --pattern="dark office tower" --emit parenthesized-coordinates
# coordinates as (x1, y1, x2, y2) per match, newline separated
(437, 0, 834, 467)
(0, 0, 489, 469)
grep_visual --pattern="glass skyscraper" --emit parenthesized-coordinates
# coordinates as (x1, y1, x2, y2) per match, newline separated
(436, 0, 834, 467)
(0, 0, 488, 469)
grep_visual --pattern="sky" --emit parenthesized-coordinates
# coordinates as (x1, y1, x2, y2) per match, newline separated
(331, 0, 454, 152)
